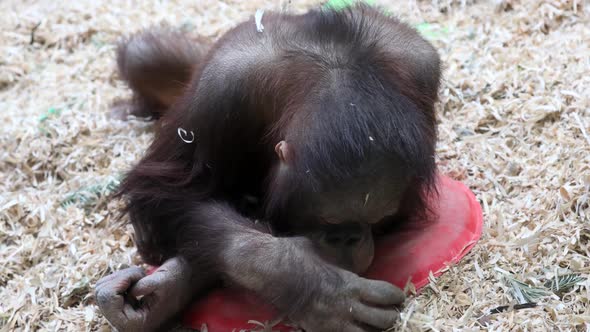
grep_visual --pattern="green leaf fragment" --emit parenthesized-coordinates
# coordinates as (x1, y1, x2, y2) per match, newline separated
(416, 23, 449, 40)
(61, 176, 121, 209)
(324, 0, 376, 11)
(39, 107, 62, 123)
(544, 274, 586, 293)
(503, 274, 553, 303)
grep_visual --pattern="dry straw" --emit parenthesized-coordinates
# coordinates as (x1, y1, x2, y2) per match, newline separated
(1, 0, 589, 331)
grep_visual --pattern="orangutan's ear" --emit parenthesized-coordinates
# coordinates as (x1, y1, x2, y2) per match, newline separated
(275, 140, 290, 163)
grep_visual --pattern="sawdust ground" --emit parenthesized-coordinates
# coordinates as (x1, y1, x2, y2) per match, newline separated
(1, 0, 589, 331)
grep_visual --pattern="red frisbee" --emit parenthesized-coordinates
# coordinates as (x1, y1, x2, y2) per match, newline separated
(182, 175, 483, 331)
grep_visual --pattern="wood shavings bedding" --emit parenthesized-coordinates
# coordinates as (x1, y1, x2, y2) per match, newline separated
(0, 0, 588, 330)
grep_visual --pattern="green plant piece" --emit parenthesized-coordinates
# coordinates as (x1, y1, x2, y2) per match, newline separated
(61, 176, 121, 209)
(39, 107, 62, 123)
(416, 23, 449, 40)
(324, 0, 376, 11)
(502, 274, 553, 303)
(544, 274, 586, 294)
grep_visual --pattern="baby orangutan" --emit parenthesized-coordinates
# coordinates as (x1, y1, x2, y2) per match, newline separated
(96, 4, 441, 332)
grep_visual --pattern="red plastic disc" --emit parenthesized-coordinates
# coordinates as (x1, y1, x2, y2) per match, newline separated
(181, 175, 483, 331)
